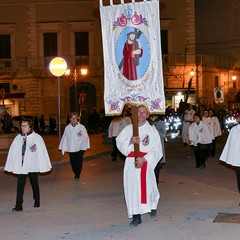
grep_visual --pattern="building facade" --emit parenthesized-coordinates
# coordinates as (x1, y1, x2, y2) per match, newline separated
(0, 0, 238, 127)
(0, 0, 104, 126)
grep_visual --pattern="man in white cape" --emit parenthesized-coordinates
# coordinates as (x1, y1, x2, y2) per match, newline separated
(116, 105, 162, 227)
(220, 124, 240, 205)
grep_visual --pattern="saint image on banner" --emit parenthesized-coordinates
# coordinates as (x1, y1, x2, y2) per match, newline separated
(122, 31, 143, 80)
(116, 27, 150, 82)
(123, 32, 143, 80)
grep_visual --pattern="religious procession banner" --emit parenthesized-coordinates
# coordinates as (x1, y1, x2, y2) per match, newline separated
(100, 0, 165, 115)
(214, 86, 224, 104)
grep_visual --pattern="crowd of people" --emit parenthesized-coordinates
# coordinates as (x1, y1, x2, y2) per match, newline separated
(3, 103, 240, 228)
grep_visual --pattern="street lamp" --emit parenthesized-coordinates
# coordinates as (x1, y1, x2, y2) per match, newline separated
(189, 67, 202, 110)
(190, 68, 195, 77)
(232, 74, 237, 89)
(232, 74, 237, 81)
(65, 67, 88, 115)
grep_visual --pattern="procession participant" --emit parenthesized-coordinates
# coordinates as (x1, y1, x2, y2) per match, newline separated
(202, 109, 214, 157)
(220, 124, 240, 206)
(188, 113, 212, 169)
(108, 112, 131, 161)
(4, 118, 52, 211)
(116, 105, 162, 227)
(148, 114, 166, 185)
(182, 103, 195, 146)
(208, 108, 222, 157)
(59, 112, 90, 180)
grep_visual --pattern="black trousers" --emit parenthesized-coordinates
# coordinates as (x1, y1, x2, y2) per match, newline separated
(111, 137, 125, 160)
(235, 167, 240, 193)
(154, 158, 164, 185)
(193, 147, 209, 167)
(16, 173, 39, 206)
(210, 137, 217, 157)
(69, 150, 85, 178)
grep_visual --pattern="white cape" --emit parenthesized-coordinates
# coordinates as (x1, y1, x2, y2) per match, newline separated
(4, 132, 52, 174)
(220, 125, 240, 167)
(59, 122, 90, 155)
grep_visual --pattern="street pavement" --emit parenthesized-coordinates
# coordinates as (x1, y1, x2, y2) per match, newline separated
(1, 133, 240, 240)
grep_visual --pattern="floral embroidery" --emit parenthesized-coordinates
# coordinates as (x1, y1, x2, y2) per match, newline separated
(113, 6, 149, 31)
(108, 100, 121, 112)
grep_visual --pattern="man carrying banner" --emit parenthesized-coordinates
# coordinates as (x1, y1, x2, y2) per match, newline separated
(116, 105, 163, 227)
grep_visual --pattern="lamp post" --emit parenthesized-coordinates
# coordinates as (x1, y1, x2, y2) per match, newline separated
(66, 67, 88, 116)
(73, 69, 79, 113)
(189, 67, 201, 110)
(232, 74, 237, 89)
(49, 57, 68, 141)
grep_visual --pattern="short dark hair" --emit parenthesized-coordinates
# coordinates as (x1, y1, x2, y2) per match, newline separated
(21, 118, 33, 128)
(69, 112, 79, 120)
(194, 113, 202, 120)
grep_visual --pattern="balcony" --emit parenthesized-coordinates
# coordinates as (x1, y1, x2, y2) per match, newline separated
(0, 54, 235, 75)
(162, 54, 234, 68)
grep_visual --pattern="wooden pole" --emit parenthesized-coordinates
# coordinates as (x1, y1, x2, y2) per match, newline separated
(131, 104, 140, 163)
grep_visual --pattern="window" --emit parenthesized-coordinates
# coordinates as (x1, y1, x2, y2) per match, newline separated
(0, 34, 11, 68)
(214, 76, 219, 87)
(0, 83, 10, 93)
(75, 32, 89, 66)
(44, 33, 58, 57)
(0, 34, 11, 59)
(43, 32, 58, 67)
(75, 32, 89, 56)
(161, 30, 168, 55)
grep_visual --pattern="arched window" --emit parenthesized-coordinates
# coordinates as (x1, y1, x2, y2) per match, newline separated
(214, 76, 219, 87)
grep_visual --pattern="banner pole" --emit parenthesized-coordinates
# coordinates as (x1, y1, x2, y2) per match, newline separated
(131, 104, 140, 164)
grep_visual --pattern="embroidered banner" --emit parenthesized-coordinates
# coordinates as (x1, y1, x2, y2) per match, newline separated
(214, 86, 224, 104)
(100, 0, 165, 115)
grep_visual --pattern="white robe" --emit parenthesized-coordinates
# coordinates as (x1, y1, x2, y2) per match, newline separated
(188, 121, 212, 146)
(182, 109, 195, 143)
(59, 122, 90, 155)
(108, 116, 131, 138)
(220, 124, 240, 167)
(202, 116, 214, 140)
(4, 132, 52, 174)
(116, 121, 162, 218)
(211, 116, 222, 138)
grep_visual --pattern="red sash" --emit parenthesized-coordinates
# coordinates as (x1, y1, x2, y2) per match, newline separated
(128, 151, 148, 204)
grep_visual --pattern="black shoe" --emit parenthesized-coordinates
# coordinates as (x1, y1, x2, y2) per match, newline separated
(34, 201, 40, 208)
(74, 175, 80, 180)
(149, 209, 157, 218)
(129, 215, 141, 227)
(12, 205, 23, 212)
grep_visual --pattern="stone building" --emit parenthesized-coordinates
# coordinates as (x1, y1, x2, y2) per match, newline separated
(0, 0, 239, 128)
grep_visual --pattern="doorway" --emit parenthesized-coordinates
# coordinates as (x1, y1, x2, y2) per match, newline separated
(69, 82, 96, 128)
